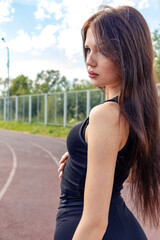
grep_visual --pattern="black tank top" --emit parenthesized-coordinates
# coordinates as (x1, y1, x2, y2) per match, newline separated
(60, 96, 132, 198)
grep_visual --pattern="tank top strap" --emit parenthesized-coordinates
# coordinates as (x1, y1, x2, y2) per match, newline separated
(102, 95, 118, 104)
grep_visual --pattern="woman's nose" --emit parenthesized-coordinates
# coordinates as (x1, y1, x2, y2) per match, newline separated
(86, 52, 97, 67)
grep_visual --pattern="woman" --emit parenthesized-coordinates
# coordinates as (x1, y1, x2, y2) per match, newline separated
(54, 5, 160, 240)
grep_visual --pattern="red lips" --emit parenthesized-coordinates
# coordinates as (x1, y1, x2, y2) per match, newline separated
(88, 70, 99, 78)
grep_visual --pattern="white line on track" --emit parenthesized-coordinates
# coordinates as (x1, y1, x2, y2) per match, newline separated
(0, 141, 17, 201)
(29, 141, 59, 166)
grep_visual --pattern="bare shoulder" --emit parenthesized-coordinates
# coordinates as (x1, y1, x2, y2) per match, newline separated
(87, 101, 129, 150)
(89, 101, 120, 127)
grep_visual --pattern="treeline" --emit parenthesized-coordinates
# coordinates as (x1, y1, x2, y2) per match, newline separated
(153, 29, 160, 82)
(0, 29, 160, 97)
(0, 70, 96, 97)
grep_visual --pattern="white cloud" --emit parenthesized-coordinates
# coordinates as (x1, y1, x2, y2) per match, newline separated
(36, 24, 42, 30)
(9, 29, 32, 52)
(11, 7, 15, 13)
(34, 6, 49, 20)
(137, 0, 150, 9)
(0, 31, 7, 40)
(0, 0, 14, 23)
(9, 58, 88, 81)
(31, 49, 41, 56)
(32, 25, 58, 51)
(8, 25, 58, 53)
(109, 0, 136, 7)
(62, 66, 88, 81)
(34, 0, 63, 20)
(108, 0, 150, 9)
(57, 28, 83, 59)
(55, 0, 106, 59)
(1, 0, 156, 83)
(34, 0, 150, 61)
(55, 0, 154, 60)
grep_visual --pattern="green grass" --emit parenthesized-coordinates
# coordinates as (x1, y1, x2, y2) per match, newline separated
(0, 121, 72, 139)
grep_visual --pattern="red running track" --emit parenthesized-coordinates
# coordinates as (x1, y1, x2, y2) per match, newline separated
(0, 130, 159, 240)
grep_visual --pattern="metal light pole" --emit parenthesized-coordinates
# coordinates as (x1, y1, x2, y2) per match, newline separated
(1, 37, 10, 121)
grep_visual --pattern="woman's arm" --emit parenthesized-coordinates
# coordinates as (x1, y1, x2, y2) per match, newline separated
(72, 102, 121, 240)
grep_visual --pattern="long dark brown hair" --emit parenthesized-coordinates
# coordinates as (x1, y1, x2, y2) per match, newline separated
(81, 5, 160, 227)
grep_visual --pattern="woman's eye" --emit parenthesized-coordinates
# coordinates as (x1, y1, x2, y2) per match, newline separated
(85, 47, 91, 54)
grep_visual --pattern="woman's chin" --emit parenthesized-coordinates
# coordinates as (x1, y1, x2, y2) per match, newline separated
(90, 81, 105, 88)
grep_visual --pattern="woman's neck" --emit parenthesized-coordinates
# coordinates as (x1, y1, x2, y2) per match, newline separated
(104, 84, 121, 100)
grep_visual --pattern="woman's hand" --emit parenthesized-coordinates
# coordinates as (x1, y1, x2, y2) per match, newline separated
(58, 152, 69, 179)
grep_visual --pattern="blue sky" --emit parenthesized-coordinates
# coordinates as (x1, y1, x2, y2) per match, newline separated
(0, 0, 160, 87)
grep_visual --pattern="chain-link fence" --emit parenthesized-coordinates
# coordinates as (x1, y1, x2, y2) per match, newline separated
(0, 86, 160, 127)
(0, 89, 105, 127)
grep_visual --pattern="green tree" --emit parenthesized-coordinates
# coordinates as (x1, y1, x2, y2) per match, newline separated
(56, 75, 70, 92)
(9, 75, 33, 96)
(152, 29, 160, 82)
(71, 78, 96, 91)
(0, 77, 9, 97)
(33, 70, 70, 93)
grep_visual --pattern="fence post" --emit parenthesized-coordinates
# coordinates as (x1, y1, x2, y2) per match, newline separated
(4, 98, 6, 121)
(76, 91, 78, 122)
(22, 97, 24, 122)
(101, 91, 104, 103)
(63, 92, 67, 127)
(10, 98, 12, 121)
(44, 94, 48, 125)
(54, 94, 57, 124)
(29, 95, 32, 123)
(7, 97, 10, 122)
(15, 96, 18, 121)
(37, 96, 39, 123)
(86, 90, 90, 117)
(157, 83, 160, 96)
